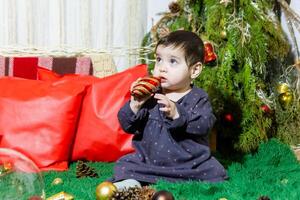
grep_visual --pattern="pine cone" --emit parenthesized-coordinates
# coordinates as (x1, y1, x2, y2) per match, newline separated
(139, 186, 156, 199)
(168, 2, 181, 14)
(76, 160, 99, 178)
(258, 196, 271, 200)
(111, 186, 156, 200)
(111, 187, 140, 200)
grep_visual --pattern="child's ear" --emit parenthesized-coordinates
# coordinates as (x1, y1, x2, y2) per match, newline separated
(190, 62, 203, 79)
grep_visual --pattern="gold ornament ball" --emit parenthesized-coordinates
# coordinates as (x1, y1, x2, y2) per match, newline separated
(279, 92, 293, 108)
(51, 177, 63, 185)
(95, 181, 117, 200)
(220, 30, 227, 39)
(277, 83, 290, 94)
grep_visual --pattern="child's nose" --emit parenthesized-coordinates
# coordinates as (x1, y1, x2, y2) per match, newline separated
(159, 65, 167, 72)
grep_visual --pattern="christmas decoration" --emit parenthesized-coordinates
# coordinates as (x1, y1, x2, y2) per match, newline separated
(293, 60, 300, 95)
(111, 186, 156, 200)
(140, 187, 156, 200)
(276, 83, 290, 94)
(51, 178, 63, 186)
(168, 1, 181, 14)
(158, 26, 171, 38)
(141, 0, 298, 153)
(204, 42, 217, 64)
(76, 160, 99, 178)
(95, 181, 117, 200)
(151, 190, 175, 200)
(0, 164, 12, 177)
(220, 30, 227, 40)
(224, 113, 234, 123)
(0, 148, 45, 200)
(278, 92, 293, 108)
(293, 59, 300, 72)
(0, 161, 14, 177)
(46, 192, 74, 200)
(261, 104, 271, 113)
(3, 161, 13, 171)
(131, 76, 161, 99)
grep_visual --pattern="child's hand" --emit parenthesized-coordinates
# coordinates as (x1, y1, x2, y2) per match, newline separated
(154, 93, 179, 119)
(130, 78, 153, 114)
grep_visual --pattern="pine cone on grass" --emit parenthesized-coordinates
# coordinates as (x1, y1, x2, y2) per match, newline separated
(111, 186, 156, 200)
(76, 160, 99, 178)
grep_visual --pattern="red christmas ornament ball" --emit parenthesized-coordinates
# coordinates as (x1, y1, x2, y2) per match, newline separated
(261, 104, 271, 113)
(224, 113, 233, 122)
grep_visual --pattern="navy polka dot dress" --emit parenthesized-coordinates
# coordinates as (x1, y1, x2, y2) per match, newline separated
(111, 86, 228, 183)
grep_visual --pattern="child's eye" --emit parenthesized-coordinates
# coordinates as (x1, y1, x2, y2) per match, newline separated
(156, 57, 162, 62)
(170, 58, 177, 64)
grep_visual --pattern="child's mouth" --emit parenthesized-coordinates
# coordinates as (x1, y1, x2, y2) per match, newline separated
(160, 77, 167, 83)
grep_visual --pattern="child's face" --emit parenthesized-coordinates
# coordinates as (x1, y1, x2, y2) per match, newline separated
(153, 45, 193, 92)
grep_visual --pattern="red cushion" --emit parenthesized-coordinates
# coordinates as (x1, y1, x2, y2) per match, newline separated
(0, 77, 86, 171)
(37, 65, 148, 161)
(37, 66, 82, 81)
(13, 57, 38, 79)
(37, 66, 62, 80)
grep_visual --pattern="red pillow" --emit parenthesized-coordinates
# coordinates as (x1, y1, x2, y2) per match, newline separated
(0, 77, 86, 171)
(37, 66, 79, 81)
(13, 57, 38, 79)
(37, 66, 62, 80)
(37, 65, 148, 161)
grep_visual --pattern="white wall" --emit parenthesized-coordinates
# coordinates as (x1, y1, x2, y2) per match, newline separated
(146, 0, 170, 31)
(281, 0, 300, 59)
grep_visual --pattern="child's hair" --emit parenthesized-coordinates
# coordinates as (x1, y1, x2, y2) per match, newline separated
(155, 30, 204, 67)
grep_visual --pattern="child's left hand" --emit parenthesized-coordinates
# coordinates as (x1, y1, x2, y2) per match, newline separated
(154, 93, 179, 119)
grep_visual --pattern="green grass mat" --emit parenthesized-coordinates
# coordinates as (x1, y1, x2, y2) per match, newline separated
(5, 139, 300, 200)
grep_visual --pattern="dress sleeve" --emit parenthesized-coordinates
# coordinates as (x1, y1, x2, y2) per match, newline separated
(164, 96, 216, 136)
(117, 101, 148, 134)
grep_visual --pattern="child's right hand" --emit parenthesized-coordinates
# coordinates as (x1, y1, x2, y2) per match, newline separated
(129, 78, 153, 114)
